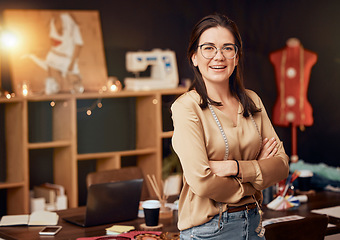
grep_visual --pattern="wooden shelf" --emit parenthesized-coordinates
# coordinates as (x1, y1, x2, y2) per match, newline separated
(28, 140, 72, 149)
(0, 181, 25, 189)
(0, 87, 187, 214)
(0, 97, 23, 103)
(20, 86, 188, 100)
(77, 148, 157, 161)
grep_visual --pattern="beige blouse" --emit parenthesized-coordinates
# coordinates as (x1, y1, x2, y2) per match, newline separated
(171, 90, 289, 230)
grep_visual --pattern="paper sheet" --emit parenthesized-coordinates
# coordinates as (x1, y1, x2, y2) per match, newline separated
(0, 215, 29, 226)
(106, 225, 135, 233)
(311, 206, 340, 219)
(0, 211, 58, 226)
(28, 211, 59, 225)
(263, 215, 305, 227)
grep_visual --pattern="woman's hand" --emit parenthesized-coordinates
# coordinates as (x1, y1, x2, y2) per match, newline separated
(209, 160, 238, 177)
(209, 137, 278, 177)
(257, 137, 278, 160)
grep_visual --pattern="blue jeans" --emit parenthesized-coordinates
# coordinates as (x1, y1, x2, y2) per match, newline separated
(180, 208, 265, 240)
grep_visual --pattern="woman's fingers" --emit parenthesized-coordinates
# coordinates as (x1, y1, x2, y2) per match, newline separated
(258, 137, 278, 159)
(268, 147, 278, 158)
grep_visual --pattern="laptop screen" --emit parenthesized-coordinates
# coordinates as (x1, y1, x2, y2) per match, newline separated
(64, 178, 143, 227)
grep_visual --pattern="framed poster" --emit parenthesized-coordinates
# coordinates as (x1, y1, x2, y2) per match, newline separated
(3, 10, 108, 94)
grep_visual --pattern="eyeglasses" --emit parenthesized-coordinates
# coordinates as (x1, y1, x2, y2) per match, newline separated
(198, 43, 238, 59)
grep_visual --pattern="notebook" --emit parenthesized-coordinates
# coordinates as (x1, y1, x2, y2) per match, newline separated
(63, 179, 143, 227)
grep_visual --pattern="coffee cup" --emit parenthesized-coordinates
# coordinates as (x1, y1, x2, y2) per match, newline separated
(298, 170, 313, 192)
(142, 200, 161, 226)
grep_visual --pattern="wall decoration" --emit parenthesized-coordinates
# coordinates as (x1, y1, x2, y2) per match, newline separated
(3, 10, 107, 94)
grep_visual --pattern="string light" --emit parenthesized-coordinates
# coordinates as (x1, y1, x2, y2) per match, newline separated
(110, 84, 118, 92)
(2, 91, 15, 99)
(107, 77, 122, 92)
(22, 83, 28, 96)
(77, 98, 103, 116)
(45, 99, 102, 116)
(49, 100, 66, 108)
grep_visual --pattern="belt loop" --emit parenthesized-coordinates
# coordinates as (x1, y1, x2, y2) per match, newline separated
(246, 204, 249, 212)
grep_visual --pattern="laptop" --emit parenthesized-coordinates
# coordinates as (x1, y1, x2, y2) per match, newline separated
(63, 178, 143, 227)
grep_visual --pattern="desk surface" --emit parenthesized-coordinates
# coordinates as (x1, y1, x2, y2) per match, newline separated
(0, 207, 179, 240)
(0, 191, 339, 240)
(263, 191, 340, 235)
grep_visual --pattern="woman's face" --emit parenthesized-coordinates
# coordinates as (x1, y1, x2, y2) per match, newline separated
(191, 26, 238, 86)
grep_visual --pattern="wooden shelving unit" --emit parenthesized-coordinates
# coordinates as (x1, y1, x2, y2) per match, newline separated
(0, 87, 186, 214)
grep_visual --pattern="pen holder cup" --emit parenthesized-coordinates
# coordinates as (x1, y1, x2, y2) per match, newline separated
(159, 205, 173, 219)
(159, 199, 173, 219)
(276, 180, 295, 197)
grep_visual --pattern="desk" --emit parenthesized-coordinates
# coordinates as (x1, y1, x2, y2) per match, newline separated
(263, 191, 340, 235)
(0, 207, 179, 240)
(0, 191, 339, 240)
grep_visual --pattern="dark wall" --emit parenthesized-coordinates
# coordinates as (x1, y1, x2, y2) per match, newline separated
(1, 0, 339, 169)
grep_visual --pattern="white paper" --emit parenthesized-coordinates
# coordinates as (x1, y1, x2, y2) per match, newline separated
(28, 211, 58, 225)
(311, 206, 340, 219)
(0, 211, 58, 226)
(263, 215, 305, 227)
(0, 215, 29, 226)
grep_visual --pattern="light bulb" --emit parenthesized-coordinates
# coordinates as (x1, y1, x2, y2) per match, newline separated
(110, 84, 117, 92)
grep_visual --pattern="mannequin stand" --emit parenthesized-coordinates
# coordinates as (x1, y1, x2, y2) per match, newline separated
(290, 125, 299, 162)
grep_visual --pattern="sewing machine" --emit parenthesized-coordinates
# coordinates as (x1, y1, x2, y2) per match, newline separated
(124, 49, 179, 91)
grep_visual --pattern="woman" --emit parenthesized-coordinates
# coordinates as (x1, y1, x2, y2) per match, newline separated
(171, 13, 289, 239)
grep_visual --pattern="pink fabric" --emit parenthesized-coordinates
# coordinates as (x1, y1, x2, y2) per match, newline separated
(76, 231, 162, 240)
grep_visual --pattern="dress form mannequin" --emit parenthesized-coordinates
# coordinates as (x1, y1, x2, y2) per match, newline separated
(270, 38, 317, 162)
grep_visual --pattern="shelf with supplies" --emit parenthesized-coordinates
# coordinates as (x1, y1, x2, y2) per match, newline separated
(0, 87, 187, 215)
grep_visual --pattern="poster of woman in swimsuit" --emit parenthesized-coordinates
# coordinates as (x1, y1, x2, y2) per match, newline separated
(3, 10, 107, 94)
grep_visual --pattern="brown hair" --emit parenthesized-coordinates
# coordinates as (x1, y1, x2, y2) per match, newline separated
(187, 13, 260, 117)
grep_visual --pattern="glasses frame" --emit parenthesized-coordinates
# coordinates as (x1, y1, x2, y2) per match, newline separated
(198, 43, 238, 60)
